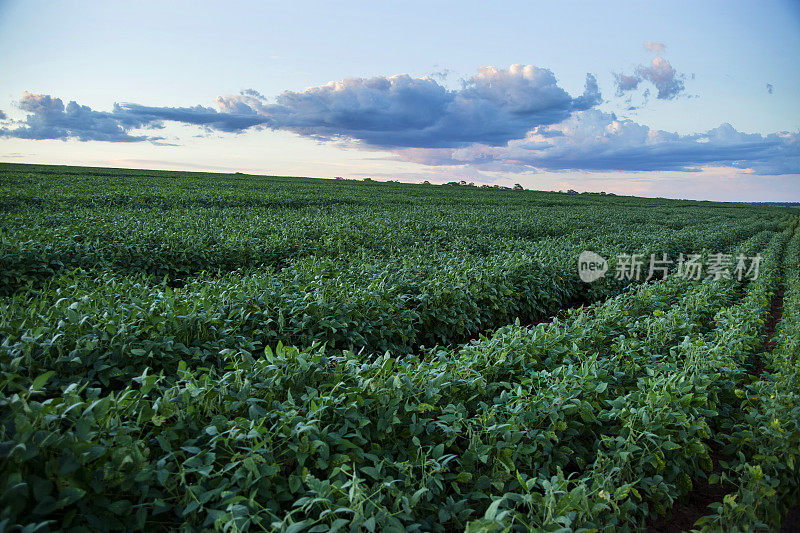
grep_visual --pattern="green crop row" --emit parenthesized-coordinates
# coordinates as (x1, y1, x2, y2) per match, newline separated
(1, 162, 794, 299)
(0, 225, 780, 399)
(0, 225, 791, 532)
(1, 164, 798, 532)
(694, 217, 800, 532)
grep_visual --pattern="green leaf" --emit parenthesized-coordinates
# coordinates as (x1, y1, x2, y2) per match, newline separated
(31, 371, 55, 390)
(484, 498, 504, 520)
(108, 500, 131, 515)
(182, 500, 200, 515)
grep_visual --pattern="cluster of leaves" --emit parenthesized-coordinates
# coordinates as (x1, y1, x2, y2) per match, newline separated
(1, 163, 799, 531)
(1, 231, 793, 531)
(0, 163, 786, 295)
(694, 218, 800, 531)
(0, 272, 734, 531)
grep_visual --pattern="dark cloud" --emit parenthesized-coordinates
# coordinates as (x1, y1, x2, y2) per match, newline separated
(2, 66, 599, 148)
(0, 92, 269, 142)
(0, 109, 6, 120)
(222, 66, 601, 148)
(116, 103, 269, 132)
(3, 66, 795, 177)
(1, 92, 155, 142)
(392, 110, 800, 175)
(767, 83, 774, 94)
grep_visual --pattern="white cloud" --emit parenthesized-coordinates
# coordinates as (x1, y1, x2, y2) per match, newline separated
(388, 110, 800, 175)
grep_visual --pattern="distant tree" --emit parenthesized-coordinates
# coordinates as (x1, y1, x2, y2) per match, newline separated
(335, 176, 344, 180)
(567, 189, 578, 194)
(513, 183, 524, 190)
(423, 180, 431, 185)
(363, 177, 373, 181)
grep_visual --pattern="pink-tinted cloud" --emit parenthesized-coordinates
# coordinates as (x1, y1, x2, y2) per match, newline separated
(614, 43, 686, 100)
(643, 41, 666, 54)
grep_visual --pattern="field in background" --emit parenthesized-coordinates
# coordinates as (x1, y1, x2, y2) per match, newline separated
(1, 163, 799, 532)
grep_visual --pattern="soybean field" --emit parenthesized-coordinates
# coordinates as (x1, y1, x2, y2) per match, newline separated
(1, 163, 799, 532)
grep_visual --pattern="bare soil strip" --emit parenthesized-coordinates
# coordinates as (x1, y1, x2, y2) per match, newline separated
(647, 285, 786, 532)
(753, 287, 785, 376)
(646, 440, 735, 533)
(781, 505, 800, 532)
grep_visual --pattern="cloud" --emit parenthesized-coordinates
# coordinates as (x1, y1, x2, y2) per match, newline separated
(614, 43, 687, 100)
(0, 92, 156, 142)
(226, 65, 601, 148)
(215, 89, 269, 115)
(115, 103, 269, 132)
(389, 110, 800, 175)
(636, 57, 685, 99)
(0, 109, 6, 120)
(614, 73, 641, 96)
(3, 66, 795, 178)
(429, 68, 451, 81)
(1, 66, 600, 148)
(767, 83, 774, 94)
(0, 91, 275, 142)
(644, 41, 666, 54)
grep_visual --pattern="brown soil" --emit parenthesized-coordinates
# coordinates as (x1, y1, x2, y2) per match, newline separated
(781, 505, 800, 532)
(647, 440, 735, 533)
(751, 288, 784, 376)
(646, 478, 731, 532)
(526, 299, 591, 328)
(765, 289, 785, 343)
(648, 285, 786, 532)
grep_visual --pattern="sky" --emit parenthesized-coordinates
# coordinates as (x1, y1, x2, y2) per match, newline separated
(0, 0, 798, 201)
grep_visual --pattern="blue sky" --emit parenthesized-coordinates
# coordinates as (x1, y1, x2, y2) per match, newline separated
(0, 0, 798, 200)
